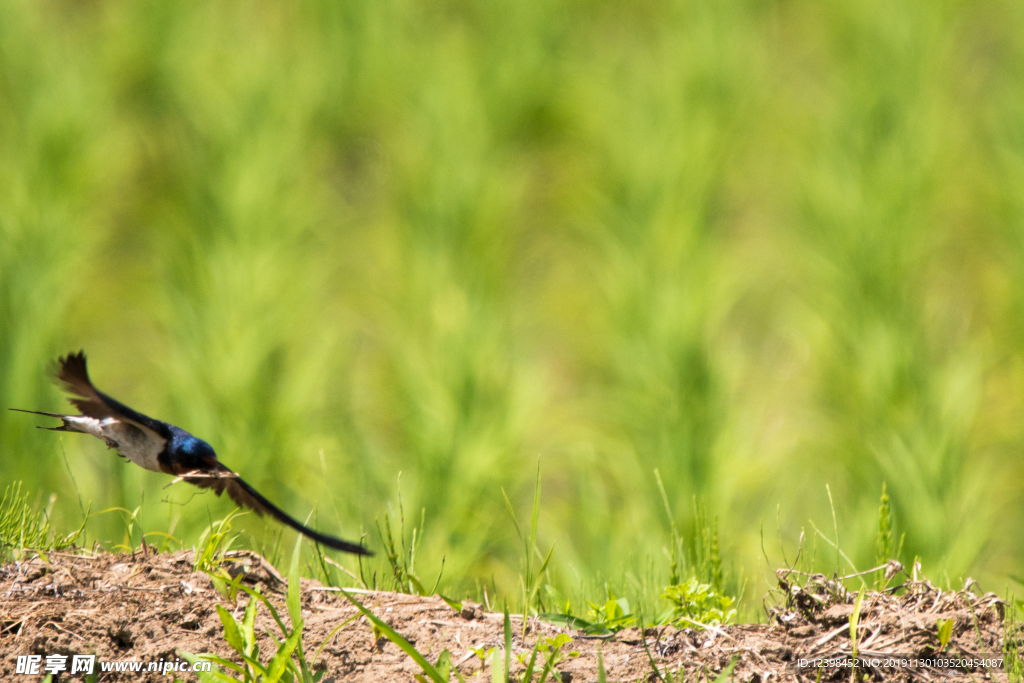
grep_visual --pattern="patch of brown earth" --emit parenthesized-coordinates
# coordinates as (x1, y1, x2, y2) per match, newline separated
(0, 551, 1018, 682)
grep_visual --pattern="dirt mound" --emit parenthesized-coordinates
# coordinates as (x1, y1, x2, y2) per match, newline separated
(0, 551, 1017, 682)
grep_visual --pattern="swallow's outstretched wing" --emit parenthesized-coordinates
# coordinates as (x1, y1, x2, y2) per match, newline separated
(51, 351, 173, 438)
(11, 353, 172, 471)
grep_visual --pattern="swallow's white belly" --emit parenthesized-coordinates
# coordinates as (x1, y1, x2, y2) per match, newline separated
(62, 415, 167, 473)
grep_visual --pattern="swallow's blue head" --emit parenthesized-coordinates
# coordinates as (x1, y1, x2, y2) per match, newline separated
(169, 428, 218, 469)
(181, 436, 216, 459)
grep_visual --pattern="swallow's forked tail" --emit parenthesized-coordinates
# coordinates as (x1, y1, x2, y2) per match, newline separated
(7, 408, 87, 433)
(236, 476, 371, 555)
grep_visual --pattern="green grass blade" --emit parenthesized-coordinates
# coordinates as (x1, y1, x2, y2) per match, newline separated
(850, 586, 865, 658)
(500, 488, 525, 545)
(712, 657, 738, 683)
(536, 613, 596, 632)
(537, 654, 555, 683)
(435, 649, 453, 680)
(200, 643, 269, 678)
(287, 533, 304, 632)
(242, 594, 258, 655)
(637, 610, 666, 682)
(341, 589, 447, 683)
(521, 641, 541, 682)
(937, 618, 953, 651)
(215, 604, 245, 654)
(491, 648, 503, 683)
(236, 584, 290, 636)
(528, 462, 541, 586)
(178, 651, 242, 683)
(265, 623, 303, 683)
(503, 605, 512, 678)
(526, 543, 555, 611)
(312, 613, 360, 665)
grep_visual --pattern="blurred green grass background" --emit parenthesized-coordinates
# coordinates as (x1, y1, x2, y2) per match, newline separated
(2, 0, 1024, 599)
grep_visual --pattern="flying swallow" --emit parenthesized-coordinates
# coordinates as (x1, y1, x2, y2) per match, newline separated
(11, 352, 370, 556)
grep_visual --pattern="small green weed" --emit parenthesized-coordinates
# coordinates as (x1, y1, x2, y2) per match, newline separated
(467, 644, 497, 672)
(935, 618, 953, 652)
(584, 595, 635, 632)
(534, 633, 579, 682)
(194, 510, 249, 601)
(539, 593, 635, 635)
(101, 503, 178, 555)
(490, 624, 578, 683)
(660, 578, 736, 629)
(874, 484, 905, 585)
(513, 636, 543, 682)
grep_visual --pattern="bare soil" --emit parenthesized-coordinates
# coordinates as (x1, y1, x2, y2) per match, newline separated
(0, 550, 1017, 682)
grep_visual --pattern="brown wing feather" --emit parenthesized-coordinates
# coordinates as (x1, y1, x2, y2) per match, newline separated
(184, 471, 267, 518)
(53, 351, 113, 418)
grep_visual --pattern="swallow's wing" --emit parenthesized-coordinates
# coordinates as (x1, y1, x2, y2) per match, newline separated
(54, 352, 108, 418)
(183, 467, 264, 514)
(54, 351, 173, 442)
(183, 467, 371, 556)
